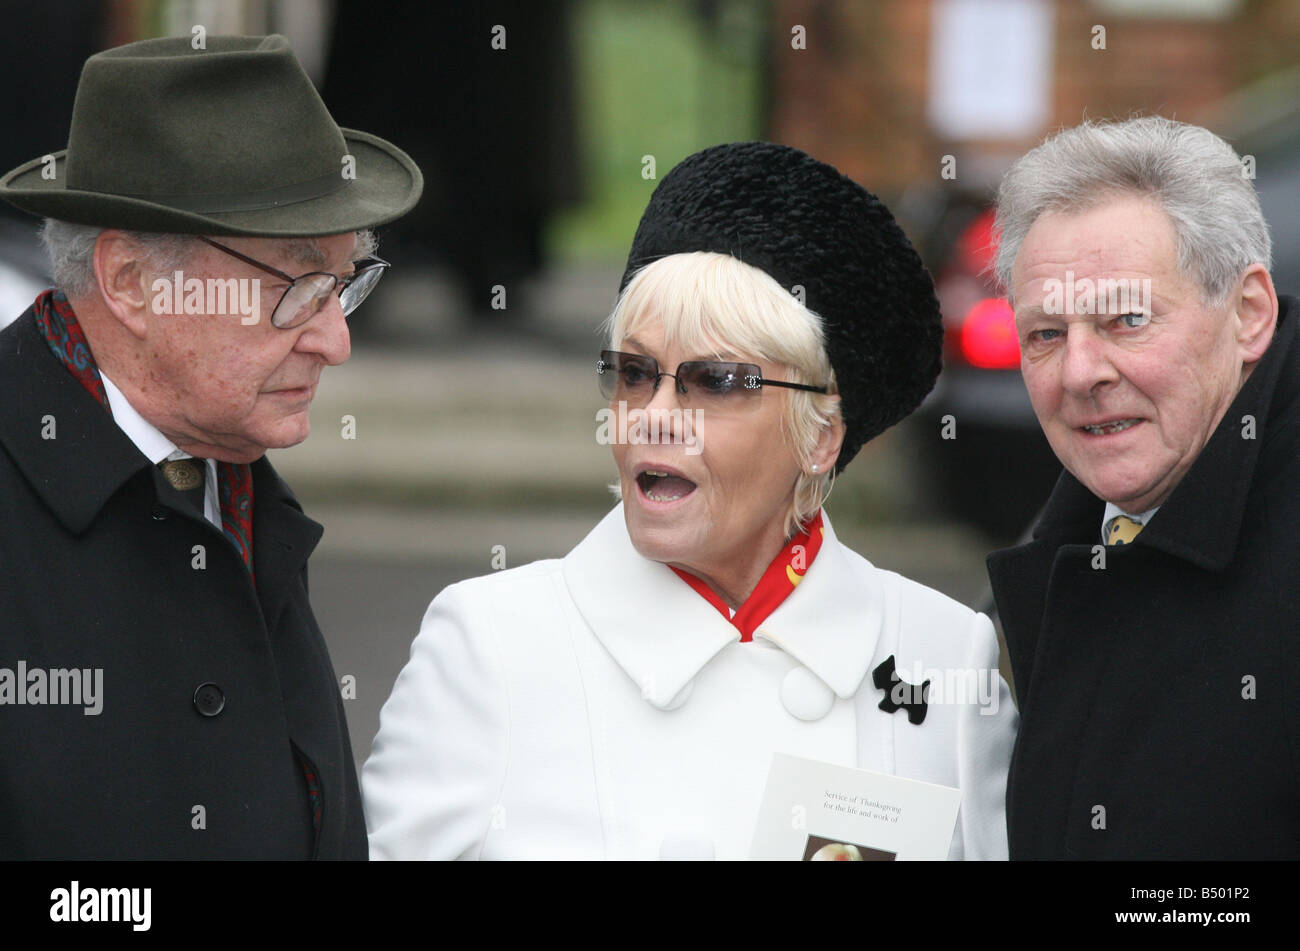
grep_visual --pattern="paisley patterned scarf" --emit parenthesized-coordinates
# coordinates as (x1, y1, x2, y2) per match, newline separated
(34, 290, 256, 581)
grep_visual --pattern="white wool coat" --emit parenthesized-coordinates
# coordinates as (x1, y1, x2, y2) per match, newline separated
(364, 505, 1017, 860)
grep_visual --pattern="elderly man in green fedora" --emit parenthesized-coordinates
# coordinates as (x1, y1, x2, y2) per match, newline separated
(0, 34, 421, 859)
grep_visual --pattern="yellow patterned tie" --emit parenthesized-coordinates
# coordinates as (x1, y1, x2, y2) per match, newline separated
(1106, 515, 1144, 546)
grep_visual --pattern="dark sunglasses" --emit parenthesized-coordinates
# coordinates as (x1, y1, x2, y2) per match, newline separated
(597, 349, 828, 403)
(198, 236, 390, 329)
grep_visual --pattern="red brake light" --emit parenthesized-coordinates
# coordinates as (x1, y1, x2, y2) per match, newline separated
(957, 208, 998, 276)
(959, 297, 1020, 369)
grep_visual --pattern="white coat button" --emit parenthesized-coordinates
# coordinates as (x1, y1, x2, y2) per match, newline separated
(781, 666, 835, 721)
(659, 831, 715, 860)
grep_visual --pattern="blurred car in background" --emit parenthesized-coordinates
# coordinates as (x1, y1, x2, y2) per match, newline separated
(911, 191, 1060, 545)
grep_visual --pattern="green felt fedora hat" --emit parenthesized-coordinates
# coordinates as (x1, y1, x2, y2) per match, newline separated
(0, 34, 422, 236)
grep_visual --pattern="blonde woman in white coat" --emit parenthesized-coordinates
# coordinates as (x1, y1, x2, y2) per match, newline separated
(363, 143, 1017, 860)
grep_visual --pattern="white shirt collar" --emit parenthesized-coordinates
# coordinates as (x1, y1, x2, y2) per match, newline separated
(100, 372, 181, 464)
(100, 371, 218, 524)
(1101, 501, 1160, 543)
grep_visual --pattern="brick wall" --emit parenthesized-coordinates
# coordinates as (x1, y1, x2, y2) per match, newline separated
(766, 0, 1300, 199)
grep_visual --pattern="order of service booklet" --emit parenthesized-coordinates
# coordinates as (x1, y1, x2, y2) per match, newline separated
(749, 753, 962, 860)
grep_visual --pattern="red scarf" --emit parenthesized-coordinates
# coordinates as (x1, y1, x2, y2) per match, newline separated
(671, 510, 825, 641)
(33, 290, 256, 581)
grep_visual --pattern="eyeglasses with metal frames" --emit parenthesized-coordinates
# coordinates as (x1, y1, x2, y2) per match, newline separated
(197, 235, 390, 328)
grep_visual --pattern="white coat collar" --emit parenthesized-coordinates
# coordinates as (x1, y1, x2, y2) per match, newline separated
(561, 504, 886, 709)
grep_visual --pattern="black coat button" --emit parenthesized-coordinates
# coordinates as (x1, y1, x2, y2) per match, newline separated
(150, 504, 168, 520)
(193, 682, 225, 717)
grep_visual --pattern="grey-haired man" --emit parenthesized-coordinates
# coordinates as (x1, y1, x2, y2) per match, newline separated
(0, 35, 421, 858)
(988, 116, 1295, 859)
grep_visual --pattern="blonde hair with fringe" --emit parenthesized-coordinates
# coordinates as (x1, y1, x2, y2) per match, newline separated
(603, 251, 840, 538)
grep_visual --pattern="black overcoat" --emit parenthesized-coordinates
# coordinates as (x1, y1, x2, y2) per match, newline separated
(0, 308, 366, 859)
(988, 295, 1300, 859)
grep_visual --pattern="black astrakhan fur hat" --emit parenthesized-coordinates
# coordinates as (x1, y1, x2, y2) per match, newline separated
(619, 141, 943, 473)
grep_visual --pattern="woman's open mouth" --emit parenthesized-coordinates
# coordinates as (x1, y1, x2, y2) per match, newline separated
(636, 468, 698, 503)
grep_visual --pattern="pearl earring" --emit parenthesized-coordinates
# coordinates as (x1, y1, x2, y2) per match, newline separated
(811, 464, 820, 473)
